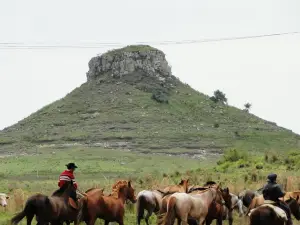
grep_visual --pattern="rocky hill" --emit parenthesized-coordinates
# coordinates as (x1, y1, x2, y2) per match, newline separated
(0, 45, 299, 156)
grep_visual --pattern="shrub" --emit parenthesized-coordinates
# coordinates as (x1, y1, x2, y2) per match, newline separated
(151, 90, 169, 103)
(210, 90, 227, 104)
(223, 148, 248, 162)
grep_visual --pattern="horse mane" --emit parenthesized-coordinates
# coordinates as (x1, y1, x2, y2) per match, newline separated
(110, 180, 128, 198)
(85, 188, 97, 193)
(52, 181, 73, 197)
(52, 186, 66, 197)
(188, 187, 209, 193)
(204, 181, 217, 186)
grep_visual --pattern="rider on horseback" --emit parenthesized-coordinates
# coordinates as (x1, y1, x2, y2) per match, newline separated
(262, 173, 292, 225)
(58, 162, 78, 207)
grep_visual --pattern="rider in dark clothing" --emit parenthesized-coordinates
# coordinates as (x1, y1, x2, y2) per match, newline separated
(262, 173, 292, 225)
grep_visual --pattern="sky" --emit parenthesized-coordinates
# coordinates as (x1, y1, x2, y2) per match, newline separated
(0, 0, 300, 134)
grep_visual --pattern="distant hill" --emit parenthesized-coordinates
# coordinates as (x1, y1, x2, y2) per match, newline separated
(0, 45, 299, 156)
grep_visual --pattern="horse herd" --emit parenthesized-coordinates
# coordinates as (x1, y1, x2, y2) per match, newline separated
(2, 179, 300, 225)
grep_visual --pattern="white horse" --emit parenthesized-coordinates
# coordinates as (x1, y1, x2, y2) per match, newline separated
(136, 190, 163, 225)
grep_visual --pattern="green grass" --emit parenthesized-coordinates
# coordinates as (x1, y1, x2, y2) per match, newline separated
(1, 147, 300, 225)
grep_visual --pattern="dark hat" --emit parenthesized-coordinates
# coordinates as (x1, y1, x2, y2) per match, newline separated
(65, 163, 78, 169)
(267, 173, 277, 181)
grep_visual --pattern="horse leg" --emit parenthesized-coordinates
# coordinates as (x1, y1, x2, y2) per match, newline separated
(87, 217, 97, 225)
(216, 217, 222, 225)
(227, 210, 233, 225)
(177, 219, 181, 225)
(26, 213, 34, 225)
(198, 217, 206, 225)
(205, 219, 212, 225)
(145, 209, 153, 225)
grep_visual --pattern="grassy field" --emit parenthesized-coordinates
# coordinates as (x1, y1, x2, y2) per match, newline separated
(1, 147, 300, 225)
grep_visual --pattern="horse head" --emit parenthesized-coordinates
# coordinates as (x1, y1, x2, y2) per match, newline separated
(220, 187, 232, 209)
(118, 180, 137, 203)
(286, 195, 300, 220)
(209, 184, 226, 206)
(179, 179, 189, 192)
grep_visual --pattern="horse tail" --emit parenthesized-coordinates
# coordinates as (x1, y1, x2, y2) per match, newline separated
(77, 196, 88, 223)
(11, 210, 26, 225)
(136, 194, 145, 224)
(11, 196, 39, 225)
(163, 196, 177, 225)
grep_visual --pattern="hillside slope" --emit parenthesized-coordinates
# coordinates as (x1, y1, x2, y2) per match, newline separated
(0, 45, 299, 155)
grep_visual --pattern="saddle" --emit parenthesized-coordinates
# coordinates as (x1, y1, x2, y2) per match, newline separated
(68, 197, 78, 210)
(248, 200, 287, 221)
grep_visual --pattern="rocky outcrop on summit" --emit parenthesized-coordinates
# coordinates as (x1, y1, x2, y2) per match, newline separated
(86, 45, 172, 82)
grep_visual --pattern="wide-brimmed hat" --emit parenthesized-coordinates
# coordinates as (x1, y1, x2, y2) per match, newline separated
(65, 163, 78, 169)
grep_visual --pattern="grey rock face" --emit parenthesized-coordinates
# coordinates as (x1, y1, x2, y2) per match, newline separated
(86, 46, 172, 82)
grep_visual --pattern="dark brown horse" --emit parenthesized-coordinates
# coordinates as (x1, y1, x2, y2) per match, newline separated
(249, 196, 300, 225)
(11, 181, 76, 225)
(77, 180, 136, 225)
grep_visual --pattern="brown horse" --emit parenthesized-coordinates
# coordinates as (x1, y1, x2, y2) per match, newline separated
(11, 180, 76, 225)
(283, 191, 300, 203)
(157, 185, 225, 225)
(247, 191, 300, 217)
(77, 180, 136, 225)
(76, 188, 105, 225)
(249, 196, 300, 225)
(137, 179, 190, 225)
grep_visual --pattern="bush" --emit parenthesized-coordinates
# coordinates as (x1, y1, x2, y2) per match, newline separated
(151, 90, 169, 103)
(210, 90, 227, 104)
(256, 164, 263, 169)
(223, 148, 248, 162)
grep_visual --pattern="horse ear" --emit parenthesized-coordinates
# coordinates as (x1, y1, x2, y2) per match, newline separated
(179, 180, 184, 185)
(296, 195, 299, 201)
(186, 179, 189, 183)
(101, 188, 105, 192)
(128, 180, 131, 187)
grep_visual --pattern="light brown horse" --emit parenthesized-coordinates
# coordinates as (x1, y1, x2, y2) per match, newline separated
(187, 182, 232, 225)
(11, 180, 76, 225)
(249, 196, 300, 225)
(156, 179, 190, 196)
(77, 180, 136, 225)
(157, 185, 225, 225)
(137, 179, 190, 225)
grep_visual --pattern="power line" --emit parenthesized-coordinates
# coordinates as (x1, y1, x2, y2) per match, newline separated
(0, 31, 299, 49)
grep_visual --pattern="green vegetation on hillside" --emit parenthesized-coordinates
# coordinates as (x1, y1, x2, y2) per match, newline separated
(0, 45, 299, 156)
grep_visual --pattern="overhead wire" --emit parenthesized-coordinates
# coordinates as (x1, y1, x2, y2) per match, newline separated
(0, 31, 299, 49)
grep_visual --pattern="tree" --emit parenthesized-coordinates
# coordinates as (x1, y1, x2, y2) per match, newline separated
(244, 102, 252, 112)
(210, 90, 227, 104)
